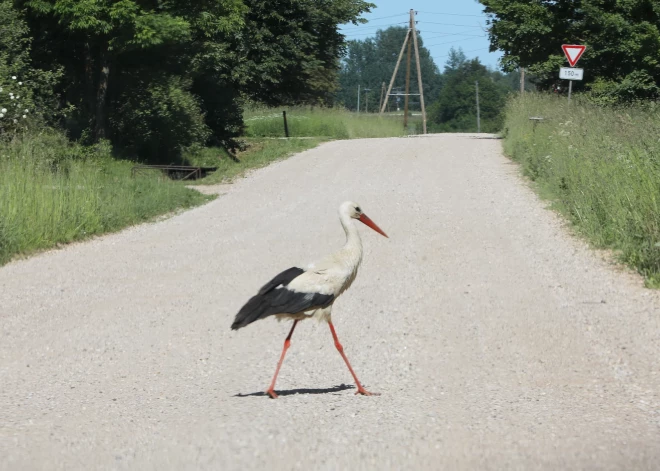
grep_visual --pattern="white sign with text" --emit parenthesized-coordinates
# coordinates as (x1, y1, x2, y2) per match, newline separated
(559, 67, 584, 80)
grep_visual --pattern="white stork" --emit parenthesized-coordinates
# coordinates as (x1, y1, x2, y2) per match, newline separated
(231, 201, 388, 398)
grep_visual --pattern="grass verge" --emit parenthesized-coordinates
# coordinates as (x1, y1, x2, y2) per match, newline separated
(187, 137, 325, 185)
(0, 132, 213, 266)
(502, 94, 660, 287)
(243, 105, 420, 138)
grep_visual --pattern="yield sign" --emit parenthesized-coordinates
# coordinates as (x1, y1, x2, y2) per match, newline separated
(562, 44, 586, 67)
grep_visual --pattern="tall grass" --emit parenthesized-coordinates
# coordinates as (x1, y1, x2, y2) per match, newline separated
(0, 132, 212, 265)
(243, 106, 419, 138)
(503, 94, 660, 286)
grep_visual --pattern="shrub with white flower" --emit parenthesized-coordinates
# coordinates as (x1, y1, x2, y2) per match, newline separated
(0, 73, 32, 135)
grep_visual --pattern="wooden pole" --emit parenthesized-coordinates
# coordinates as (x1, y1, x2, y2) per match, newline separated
(282, 111, 289, 137)
(357, 84, 360, 113)
(411, 11, 427, 134)
(520, 67, 525, 94)
(403, 9, 413, 129)
(475, 81, 481, 133)
(380, 30, 410, 115)
(379, 82, 385, 113)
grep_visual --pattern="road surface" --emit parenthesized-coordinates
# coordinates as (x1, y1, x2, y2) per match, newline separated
(1, 134, 659, 470)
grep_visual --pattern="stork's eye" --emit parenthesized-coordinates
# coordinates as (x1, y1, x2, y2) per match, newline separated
(355, 207, 361, 212)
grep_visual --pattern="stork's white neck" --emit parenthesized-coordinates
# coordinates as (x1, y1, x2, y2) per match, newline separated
(340, 210, 362, 252)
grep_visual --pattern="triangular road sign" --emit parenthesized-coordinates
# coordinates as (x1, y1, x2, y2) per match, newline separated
(562, 44, 586, 67)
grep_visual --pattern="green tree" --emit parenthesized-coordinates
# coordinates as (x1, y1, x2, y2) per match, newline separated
(428, 55, 508, 133)
(480, 0, 660, 101)
(189, 0, 374, 147)
(0, 0, 61, 135)
(18, 0, 372, 160)
(443, 47, 466, 73)
(23, 0, 244, 140)
(337, 26, 442, 111)
(231, 0, 374, 107)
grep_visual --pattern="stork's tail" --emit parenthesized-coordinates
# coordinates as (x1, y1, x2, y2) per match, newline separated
(231, 267, 305, 330)
(231, 294, 271, 330)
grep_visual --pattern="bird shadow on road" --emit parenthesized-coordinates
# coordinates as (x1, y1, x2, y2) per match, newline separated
(233, 383, 354, 398)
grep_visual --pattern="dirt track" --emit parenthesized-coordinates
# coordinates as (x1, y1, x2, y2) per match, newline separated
(1, 134, 659, 470)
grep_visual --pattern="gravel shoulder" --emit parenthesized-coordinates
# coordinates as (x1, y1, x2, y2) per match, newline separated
(1, 134, 659, 470)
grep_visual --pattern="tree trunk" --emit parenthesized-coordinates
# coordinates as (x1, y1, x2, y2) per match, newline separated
(84, 41, 96, 132)
(94, 41, 111, 141)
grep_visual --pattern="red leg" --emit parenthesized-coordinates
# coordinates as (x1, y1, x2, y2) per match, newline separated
(328, 322, 379, 396)
(266, 320, 298, 399)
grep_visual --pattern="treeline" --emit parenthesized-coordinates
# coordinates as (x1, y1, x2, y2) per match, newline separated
(0, 0, 373, 162)
(336, 27, 527, 133)
(481, 0, 660, 103)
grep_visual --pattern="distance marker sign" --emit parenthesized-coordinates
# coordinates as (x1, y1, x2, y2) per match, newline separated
(562, 44, 586, 67)
(559, 67, 583, 80)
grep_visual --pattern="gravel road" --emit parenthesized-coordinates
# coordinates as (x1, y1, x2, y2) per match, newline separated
(1, 134, 659, 470)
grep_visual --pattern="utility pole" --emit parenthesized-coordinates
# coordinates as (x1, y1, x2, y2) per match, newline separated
(379, 82, 385, 114)
(363, 88, 371, 112)
(475, 81, 481, 133)
(380, 30, 410, 114)
(357, 84, 360, 113)
(520, 67, 525, 94)
(410, 10, 427, 134)
(403, 9, 413, 128)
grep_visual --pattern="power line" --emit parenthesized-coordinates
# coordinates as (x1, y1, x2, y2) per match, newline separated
(348, 21, 408, 31)
(345, 27, 486, 40)
(425, 36, 487, 48)
(343, 29, 408, 38)
(342, 22, 408, 32)
(417, 10, 487, 18)
(418, 21, 484, 28)
(417, 31, 478, 36)
(421, 31, 487, 40)
(434, 47, 491, 60)
(357, 13, 409, 21)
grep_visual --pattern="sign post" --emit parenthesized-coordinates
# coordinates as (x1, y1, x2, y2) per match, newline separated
(560, 44, 586, 104)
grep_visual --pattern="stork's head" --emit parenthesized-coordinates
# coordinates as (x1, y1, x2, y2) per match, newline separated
(341, 201, 388, 238)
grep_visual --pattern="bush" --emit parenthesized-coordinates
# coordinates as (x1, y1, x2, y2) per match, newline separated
(110, 75, 211, 163)
(0, 1, 62, 136)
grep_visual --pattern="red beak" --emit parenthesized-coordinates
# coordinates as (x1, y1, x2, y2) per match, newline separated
(358, 213, 388, 238)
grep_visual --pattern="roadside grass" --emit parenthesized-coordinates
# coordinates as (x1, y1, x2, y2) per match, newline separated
(243, 105, 420, 138)
(502, 94, 660, 287)
(0, 132, 213, 266)
(186, 137, 325, 185)
(1, 107, 416, 265)
(185, 106, 421, 185)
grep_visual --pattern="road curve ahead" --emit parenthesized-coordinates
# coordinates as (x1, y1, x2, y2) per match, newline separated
(1, 134, 659, 470)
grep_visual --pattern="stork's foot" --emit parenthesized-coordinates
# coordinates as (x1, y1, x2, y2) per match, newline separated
(355, 387, 380, 396)
(266, 389, 279, 399)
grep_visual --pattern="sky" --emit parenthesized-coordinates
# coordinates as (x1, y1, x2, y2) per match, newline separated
(338, 1, 503, 70)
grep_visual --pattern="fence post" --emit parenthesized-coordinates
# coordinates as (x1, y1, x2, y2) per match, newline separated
(282, 111, 289, 138)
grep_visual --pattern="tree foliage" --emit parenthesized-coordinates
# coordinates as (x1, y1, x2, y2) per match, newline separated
(337, 26, 442, 111)
(10, 0, 372, 161)
(480, 0, 660, 101)
(0, 0, 61, 135)
(428, 49, 509, 133)
(336, 35, 519, 133)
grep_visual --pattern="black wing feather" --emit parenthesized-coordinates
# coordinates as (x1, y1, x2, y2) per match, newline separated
(231, 267, 334, 330)
(257, 267, 304, 295)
